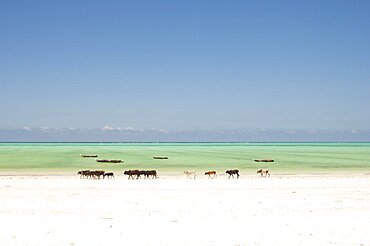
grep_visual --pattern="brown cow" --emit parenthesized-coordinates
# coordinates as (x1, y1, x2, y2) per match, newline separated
(257, 169, 270, 178)
(205, 171, 217, 179)
(91, 170, 105, 179)
(124, 170, 140, 179)
(226, 169, 240, 179)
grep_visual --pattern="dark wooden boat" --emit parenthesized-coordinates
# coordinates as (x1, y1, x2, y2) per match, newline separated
(254, 159, 274, 163)
(153, 156, 168, 159)
(80, 154, 98, 158)
(96, 159, 123, 163)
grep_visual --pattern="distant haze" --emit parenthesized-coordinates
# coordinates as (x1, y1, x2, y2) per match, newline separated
(0, 128, 369, 142)
(0, 1, 369, 141)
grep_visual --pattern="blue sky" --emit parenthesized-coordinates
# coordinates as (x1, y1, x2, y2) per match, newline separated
(0, 1, 369, 141)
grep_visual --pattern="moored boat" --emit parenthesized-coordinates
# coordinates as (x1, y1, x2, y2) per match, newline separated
(96, 159, 123, 163)
(153, 156, 168, 159)
(80, 154, 98, 158)
(254, 159, 274, 162)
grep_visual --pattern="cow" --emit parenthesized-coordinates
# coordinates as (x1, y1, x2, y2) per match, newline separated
(257, 169, 270, 178)
(91, 170, 105, 179)
(184, 170, 196, 179)
(77, 170, 105, 179)
(138, 170, 147, 179)
(144, 170, 157, 179)
(124, 170, 140, 179)
(103, 172, 114, 179)
(205, 171, 217, 179)
(77, 170, 90, 179)
(225, 169, 240, 179)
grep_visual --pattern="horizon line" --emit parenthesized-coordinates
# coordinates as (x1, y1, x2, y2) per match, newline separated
(1, 141, 370, 144)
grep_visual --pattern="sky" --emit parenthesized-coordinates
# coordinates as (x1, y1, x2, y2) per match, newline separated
(0, 0, 369, 141)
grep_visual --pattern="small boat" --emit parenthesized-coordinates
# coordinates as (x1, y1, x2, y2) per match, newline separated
(254, 159, 274, 163)
(153, 156, 168, 159)
(96, 159, 123, 163)
(80, 154, 98, 158)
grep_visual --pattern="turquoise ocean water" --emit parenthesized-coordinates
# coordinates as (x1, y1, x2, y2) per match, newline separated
(0, 142, 369, 175)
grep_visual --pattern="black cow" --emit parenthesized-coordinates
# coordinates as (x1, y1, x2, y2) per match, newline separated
(103, 172, 114, 179)
(144, 170, 157, 179)
(225, 169, 240, 179)
(77, 170, 90, 179)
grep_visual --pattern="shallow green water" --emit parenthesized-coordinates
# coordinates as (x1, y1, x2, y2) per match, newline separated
(0, 143, 369, 175)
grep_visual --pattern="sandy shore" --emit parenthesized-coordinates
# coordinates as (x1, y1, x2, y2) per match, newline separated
(1, 175, 370, 245)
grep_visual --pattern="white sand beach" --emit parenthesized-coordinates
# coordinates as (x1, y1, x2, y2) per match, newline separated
(1, 175, 370, 245)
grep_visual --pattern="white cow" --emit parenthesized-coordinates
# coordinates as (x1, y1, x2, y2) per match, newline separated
(184, 170, 196, 179)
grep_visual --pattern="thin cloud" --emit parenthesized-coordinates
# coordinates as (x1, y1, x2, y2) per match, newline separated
(116, 127, 145, 133)
(102, 126, 115, 131)
(39, 127, 58, 132)
(307, 130, 318, 134)
(350, 129, 358, 134)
